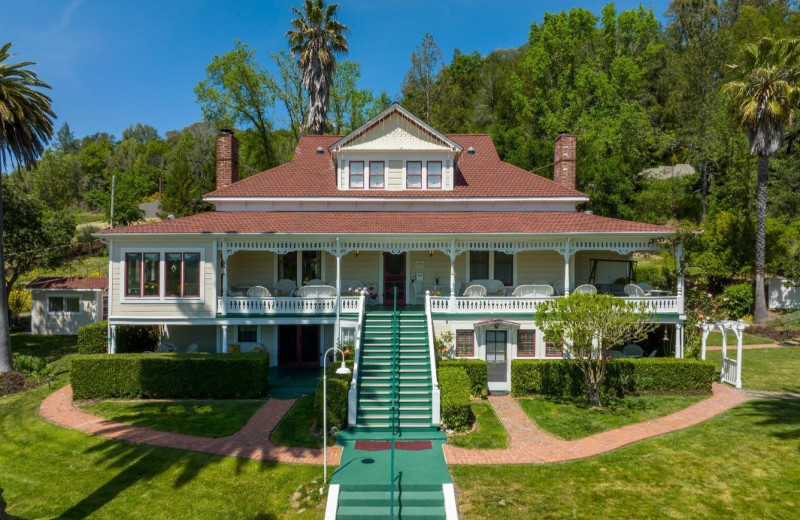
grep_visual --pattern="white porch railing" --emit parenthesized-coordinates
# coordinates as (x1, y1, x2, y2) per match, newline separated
(217, 296, 363, 315)
(348, 292, 367, 427)
(429, 296, 681, 315)
(721, 356, 739, 387)
(425, 292, 441, 427)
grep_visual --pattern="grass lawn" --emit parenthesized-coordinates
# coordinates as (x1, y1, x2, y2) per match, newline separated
(26, 252, 108, 279)
(10, 333, 78, 366)
(448, 401, 508, 449)
(705, 346, 800, 393)
(271, 395, 334, 448)
(78, 399, 264, 438)
(451, 397, 800, 519)
(705, 330, 773, 346)
(518, 395, 707, 440)
(0, 346, 325, 519)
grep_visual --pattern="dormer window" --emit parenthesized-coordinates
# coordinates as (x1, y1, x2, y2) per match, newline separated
(369, 161, 385, 189)
(406, 161, 422, 189)
(349, 161, 364, 189)
(427, 161, 442, 189)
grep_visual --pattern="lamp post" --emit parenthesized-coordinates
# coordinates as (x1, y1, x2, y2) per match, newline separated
(323, 346, 351, 485)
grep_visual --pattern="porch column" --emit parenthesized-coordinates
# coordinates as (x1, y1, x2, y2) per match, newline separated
(449, 239, 457, 312)
(108, 324, 117, 354)
(561, 240, 572, 296)
(221, 325, 228, 354)
(675, 323, 684, 358)
(221, 242, 229, 297)
(675, 243, 685, 314)
(335, 237, 342, 347)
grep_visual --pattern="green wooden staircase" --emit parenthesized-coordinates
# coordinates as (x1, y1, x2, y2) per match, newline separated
(355, 309, 434, 432)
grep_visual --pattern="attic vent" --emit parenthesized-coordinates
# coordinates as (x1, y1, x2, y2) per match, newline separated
(467, 146, 475, 155)
(316, 146, 324, 155)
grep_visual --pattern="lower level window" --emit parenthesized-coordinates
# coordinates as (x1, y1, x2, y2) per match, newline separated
(48, 296, 80, 314)
(238, 325, 257, 343)
(456, 329, 474, 357)
(518, 330, 536, 357)
(545, 341, 563, 357)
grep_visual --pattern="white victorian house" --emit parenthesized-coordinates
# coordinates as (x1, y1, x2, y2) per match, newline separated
(98, 104, 684, 424)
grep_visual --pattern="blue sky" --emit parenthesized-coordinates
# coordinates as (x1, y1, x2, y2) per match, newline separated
(5, 0, 670, 140)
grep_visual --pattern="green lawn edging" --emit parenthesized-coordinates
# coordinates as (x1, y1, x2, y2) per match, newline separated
(71, 353, 270, 399)
(511, 358, 715, 398)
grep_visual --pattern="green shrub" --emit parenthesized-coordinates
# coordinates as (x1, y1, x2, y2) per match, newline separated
(77, 321, 108, 354)
(313, 362, 353, 432)
(439, 360, 488, 397)
(71, 353, 270, 399)
(511, 358, 715, 398)
(720, 283, 754, 320)
(438, 366, 472, 430)
(12, 353, 51, 382)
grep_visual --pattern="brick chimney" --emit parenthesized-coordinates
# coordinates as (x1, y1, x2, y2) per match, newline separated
(216, 129, 238, 190)
(553, 132, 576, 190)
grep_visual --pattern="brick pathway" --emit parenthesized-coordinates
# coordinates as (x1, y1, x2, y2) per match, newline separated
(39, 385, 341, 465)
(443, 382, 748, 465)
(41, 383, 746, 467)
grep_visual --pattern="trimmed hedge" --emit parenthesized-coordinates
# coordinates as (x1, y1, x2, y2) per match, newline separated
(78, 321, 107, 354)
(71, 353, 270, 399)
(313, 362, 353, 432)
(511, 358, 715, 398)
(439, 360, 488, 397)
(438, 366, 472, 430)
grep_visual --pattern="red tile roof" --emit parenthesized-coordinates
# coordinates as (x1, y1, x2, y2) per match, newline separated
(204, 135, 587, 199)
(26, 276, 108, 291)
(98, 211, 673, 235)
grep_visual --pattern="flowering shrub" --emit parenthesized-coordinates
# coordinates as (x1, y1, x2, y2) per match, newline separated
(720, 283, 754, 320)
(684, 276, 724, 358)
(434, 331, 454, 366)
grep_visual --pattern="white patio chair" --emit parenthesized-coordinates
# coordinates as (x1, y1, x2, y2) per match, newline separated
(573, 284, 597, 294)
(306, 278, 324, 286)
(247, 285, 272, 298)
(624, 284, 647, 297)
(553, 280, 565, 296)
(622, 343, 644, 358)
(637, 282, 654, 293)
(609, 350, 624, 359)
(296, 285, 337, 298)
(463, 284, 487, 297)
(184, 343, 198, 354)
(275, 279, 296, 297)
(512, 284, 554, 297)
(648, 349, 658, 357)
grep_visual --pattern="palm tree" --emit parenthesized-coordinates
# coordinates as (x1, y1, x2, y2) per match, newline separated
(723, 37, 800, 324)
(287, 0, 349, 135)
(0, 42, 55, 372)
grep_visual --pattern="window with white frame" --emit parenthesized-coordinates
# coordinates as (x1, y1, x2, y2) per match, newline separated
(349, 161, 364, 188)
(427, 161, 442, 188)
(406, 161, 422, 189)
(238, 325, 257, 343)
(369, 161, 385, 189)
(494, 251, 513, 286)
(122, 250, 203, 300)
(48, 296, 80, 314)
(518, 330, 536, 357)
(468, 251, 514, 286)
(469, 251, 490, 280)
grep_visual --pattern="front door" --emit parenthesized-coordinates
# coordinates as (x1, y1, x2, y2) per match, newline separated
(383, 253, 406, 306)
(278, 325, 320, 366)
(486, 330, 509, 392)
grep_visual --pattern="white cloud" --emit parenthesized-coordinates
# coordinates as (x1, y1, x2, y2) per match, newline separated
(60, 0, 86, 28)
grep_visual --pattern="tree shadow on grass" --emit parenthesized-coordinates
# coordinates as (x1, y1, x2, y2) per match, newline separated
(744, 394, 800, 443)
(56, 437, 280, 519)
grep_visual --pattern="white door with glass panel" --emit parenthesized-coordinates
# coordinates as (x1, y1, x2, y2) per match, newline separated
(486, 330, 510, 392)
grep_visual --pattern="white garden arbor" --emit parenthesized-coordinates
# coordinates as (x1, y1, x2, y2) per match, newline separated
(700, 320, 749, 389)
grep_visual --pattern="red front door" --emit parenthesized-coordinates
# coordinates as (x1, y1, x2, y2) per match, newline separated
(383, 253, 406, 306)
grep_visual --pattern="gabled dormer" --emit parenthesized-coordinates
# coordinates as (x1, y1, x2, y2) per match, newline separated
(329, 103, 462, 191)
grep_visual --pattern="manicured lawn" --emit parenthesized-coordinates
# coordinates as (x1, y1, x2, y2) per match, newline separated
(518, 395, 707, 440)
(705, 346, 800, 393)
(0, 360, 324, 518)
(448, 401, 508, 449)
(271, 395, 334, 448)
(10, 333, 78, 366)
(705, 330, 773, 346)
(79, 399, 264, 438)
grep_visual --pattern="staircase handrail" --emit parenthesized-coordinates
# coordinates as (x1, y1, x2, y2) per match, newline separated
(346, 290, 367, 427)
(425, 291, 441, 427)
(390, 287, 400, 519)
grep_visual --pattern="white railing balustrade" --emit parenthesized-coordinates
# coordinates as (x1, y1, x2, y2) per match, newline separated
(721, 357, 738, 387)
(429, 296, 681, 315)
(218, 296, 363, 315)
